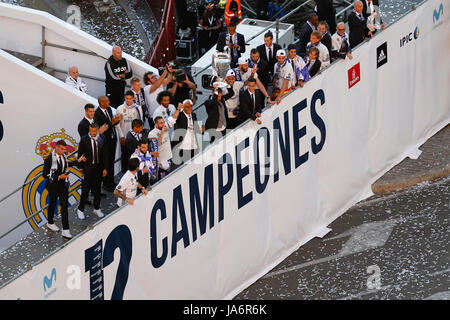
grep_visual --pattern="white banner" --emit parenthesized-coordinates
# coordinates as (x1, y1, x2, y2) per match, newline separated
(0, 0, 448, 299)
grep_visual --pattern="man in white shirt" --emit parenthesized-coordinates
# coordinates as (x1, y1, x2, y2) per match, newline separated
(173, 99, 201, 164)
(143, 64, 174, 129)
(222, 69, 244, 129)
(65, 66, 88, 93)
(152, 90, 183, 143)
(331, 22, 353, 61)
(306, 31, 331, 69)
(233, 57, 271, 101)
(148, 116, 173, 179)
(117, 90, 143, 172)
(286, 44, 310, 88)
(272, 49, 296, 104)
(114, 157, 148, 207)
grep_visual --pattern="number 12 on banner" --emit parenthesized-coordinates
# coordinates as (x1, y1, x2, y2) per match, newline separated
(84, 225, 133, 300)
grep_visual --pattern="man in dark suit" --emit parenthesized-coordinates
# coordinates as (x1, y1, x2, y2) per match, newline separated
(315, 0, 336, 34)
(77, 123, 109, 220)
(249, 48, 270, 90)
(43, 140, 86, 239)
(216, 17, 245, 67)
(78, 104, 95, 138)
(125, 119, 148, 158)
(78, 103, 108, 139)
(94, 96, 122, 192)
(298, 13, 319, 57)
(257, 30, 282, 75)
(204, 85, 234, 143)
(173, 99, 201, 163)
(362, 0, 386, 33)
(238, 78, 264, 125)
(318, 21, 332, 54)
(348, 0, 373, 49)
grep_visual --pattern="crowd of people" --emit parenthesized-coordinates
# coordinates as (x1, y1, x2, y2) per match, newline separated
(46, 0, 385, 239)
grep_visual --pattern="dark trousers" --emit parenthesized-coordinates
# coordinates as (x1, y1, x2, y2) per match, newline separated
(47, 183, 69, 230)
(106, 83, 125, 108)
(79, 165, 102, 211)
(227, 117, 241, 130)
(103, 139, 117, 188)
(121, 144, 129, 173)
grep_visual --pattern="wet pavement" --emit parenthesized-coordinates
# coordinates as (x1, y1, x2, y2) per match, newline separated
(235, 176, 449, 300)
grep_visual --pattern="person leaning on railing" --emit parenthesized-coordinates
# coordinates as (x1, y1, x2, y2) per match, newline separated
(348, 0, 373, 49)
(331, 22, 353, 62)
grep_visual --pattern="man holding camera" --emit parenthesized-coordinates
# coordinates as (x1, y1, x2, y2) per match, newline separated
(143, 63, 175, 130)
(168, 69, 197, 107)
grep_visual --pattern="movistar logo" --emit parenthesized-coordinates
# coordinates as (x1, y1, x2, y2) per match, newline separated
(433, 3, 444, 24)
(43, 268, 57, 292)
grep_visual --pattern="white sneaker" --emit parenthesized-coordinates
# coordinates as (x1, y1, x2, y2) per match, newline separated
(61, 229, 72, 239)
(46, 223, 60, 232)
(77, 209, 85, 220)
(93, 209, 104, 218)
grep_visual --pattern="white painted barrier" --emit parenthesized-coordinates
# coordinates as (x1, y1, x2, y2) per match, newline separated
(0, 3, 156, 250)
(0, 3, 158, 99)
(0, 0, 448, 299)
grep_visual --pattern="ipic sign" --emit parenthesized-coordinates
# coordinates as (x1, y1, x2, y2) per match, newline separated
(400, 26, 420, 47)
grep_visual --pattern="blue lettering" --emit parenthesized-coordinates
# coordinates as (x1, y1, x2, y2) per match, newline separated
(171, 185, 190, 257)
(254, 127, 271, 194)
(150, 199, 168, 268)
(273, 111, 291, 182)
(218, 153, 234, 222)
(293, 99, 309, 168)
(189, 164, 215, 242)
(236, 137, 252, 209)
(311, 89, 326, 154)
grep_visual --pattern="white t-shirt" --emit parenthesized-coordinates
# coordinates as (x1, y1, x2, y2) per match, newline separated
(179, 111, 198, 150)
(273, 61, 296, 90)
(116, 103, 143, 138)
(222, 81, 244, 118)
(144, 84, 165, 118)
(153, 104, 177, 139)
(148, 128, 172, 170)
(116, 170, 138, 207)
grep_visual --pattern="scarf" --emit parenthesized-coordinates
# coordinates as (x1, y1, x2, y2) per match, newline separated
(50, 149, 68, 182)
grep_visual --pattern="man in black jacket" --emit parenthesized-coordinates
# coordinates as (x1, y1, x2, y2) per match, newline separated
(238, 78, 264, 125)
(249, 48, 270, 90)
(348, 0, 373, 49)
(104, 45, 133, 108)
(315, 0, 336, 34)
(78, 104, 107, 139)
(298, 13, 319, 57)
(173, 99, 201, 163)
(94, 96, 122, 191)
(204, 86, 234, 143)
(216, 17, 245, 67)
(125, 119, 148, 159)
(77, 123, 109, 220)
(78, 103, 96, 139)
(257, 31, 282, 76)
(43, 140, 86, 238)
(318, 21, 332, 54)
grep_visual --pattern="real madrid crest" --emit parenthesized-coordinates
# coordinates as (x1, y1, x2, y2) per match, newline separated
(22, 129, 83, 230)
